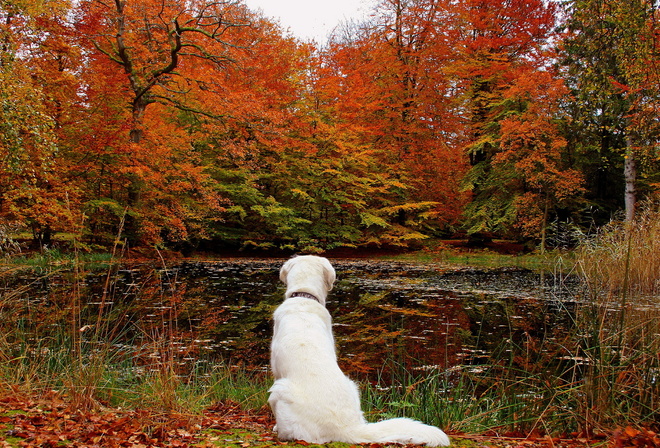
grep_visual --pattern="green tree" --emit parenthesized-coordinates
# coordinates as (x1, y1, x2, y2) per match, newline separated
(560, 0, 660, 223)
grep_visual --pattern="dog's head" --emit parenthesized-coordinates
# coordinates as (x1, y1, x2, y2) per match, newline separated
(280, 255, 336, 305)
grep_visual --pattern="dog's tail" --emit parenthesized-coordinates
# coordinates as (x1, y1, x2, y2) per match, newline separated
(348, 417, 450, 447)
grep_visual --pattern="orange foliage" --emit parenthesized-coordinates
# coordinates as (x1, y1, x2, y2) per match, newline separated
(317, 0, 471, 227)
(2, 0, 636, 249)
(496, 68, 585, 238)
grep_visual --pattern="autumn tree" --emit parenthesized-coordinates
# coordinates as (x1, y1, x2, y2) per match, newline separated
(451, 0, 572, 244)
(484, 69, 584, 249)
(314, 0, 469, 239)
(77, 0, 253, 144)
(0, 0, 79, 245)
(178, 26, 331, 250)
(371, 0, 470, 226)
(189, 27, 441, 251)
(7, 0, 646, 252)
(68, 0, 265, 245)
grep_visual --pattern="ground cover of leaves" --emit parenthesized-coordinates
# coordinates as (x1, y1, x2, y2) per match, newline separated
(1, 391, 657, 448)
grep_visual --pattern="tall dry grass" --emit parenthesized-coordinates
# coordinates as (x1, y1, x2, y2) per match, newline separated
(572, 199, 660, 431)
(577, 199, 660, 299)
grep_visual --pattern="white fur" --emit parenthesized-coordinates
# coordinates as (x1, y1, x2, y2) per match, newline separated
(269, 255, 450, 446)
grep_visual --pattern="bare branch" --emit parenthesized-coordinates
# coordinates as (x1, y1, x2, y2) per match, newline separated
(86, 0, 253, 138)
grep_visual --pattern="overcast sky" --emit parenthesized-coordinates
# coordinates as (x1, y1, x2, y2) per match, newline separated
(242, 0, 373, 43)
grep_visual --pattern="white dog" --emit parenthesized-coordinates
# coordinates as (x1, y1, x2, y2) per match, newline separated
(268, 255, 450, 446)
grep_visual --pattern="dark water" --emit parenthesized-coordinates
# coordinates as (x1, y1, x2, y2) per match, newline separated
(0, 259, 580, 377)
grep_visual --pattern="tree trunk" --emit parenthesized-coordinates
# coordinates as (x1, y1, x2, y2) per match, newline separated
(539, 197, 549, 254)
(129, 97, 148, 144)
(624, 142, 636, 223)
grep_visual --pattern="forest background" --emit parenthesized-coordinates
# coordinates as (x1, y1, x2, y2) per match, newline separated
(1, 0, 659, 255)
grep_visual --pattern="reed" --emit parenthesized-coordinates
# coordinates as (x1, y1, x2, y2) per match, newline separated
(360, 338, 657, 436)
(577, 199, 660, 299)
(0, 318, 270, 414)
(359, 357, 581, 436)
(570, 200, 660, 431)
(8, 249, 114, 272)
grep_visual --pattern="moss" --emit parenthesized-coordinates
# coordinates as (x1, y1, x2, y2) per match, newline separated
(199, 428, 360, 447)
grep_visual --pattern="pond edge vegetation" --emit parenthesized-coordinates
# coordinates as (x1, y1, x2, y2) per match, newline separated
(1, 202, 659, 440)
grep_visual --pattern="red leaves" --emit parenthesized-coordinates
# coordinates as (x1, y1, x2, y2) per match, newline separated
(1, 392, 409, 447)
(612, 427, 660, 448)
(449, 431, 652, 448)
(1, 404, 192, 447)
(0, 393, 273, 447)
(2, 390, 660, 448)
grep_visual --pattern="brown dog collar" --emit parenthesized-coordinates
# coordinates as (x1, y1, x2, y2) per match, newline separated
(290, 292, 321, 303)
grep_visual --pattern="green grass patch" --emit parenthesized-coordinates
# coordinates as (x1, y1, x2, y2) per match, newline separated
(8, 249, 115, 271)
(200, 428, 354, 447)
(380, 244, 575, 272)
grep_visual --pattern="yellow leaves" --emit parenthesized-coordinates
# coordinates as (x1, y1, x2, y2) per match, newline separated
(290, 188, 313, 201)
(360, 213, 389, 228)
(387, 179, 408, 189)
(378, 202, 439, 216)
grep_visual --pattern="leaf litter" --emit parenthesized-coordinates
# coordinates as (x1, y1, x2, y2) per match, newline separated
(1, 391, 658, 448)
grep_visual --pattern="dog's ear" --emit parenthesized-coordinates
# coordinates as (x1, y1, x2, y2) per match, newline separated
(279, 261, 290, 285)
(279, 256, 297, 284)
(322, 258, 336, 291)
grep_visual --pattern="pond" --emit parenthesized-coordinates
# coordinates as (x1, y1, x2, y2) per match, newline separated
(0, 258, 581, 379)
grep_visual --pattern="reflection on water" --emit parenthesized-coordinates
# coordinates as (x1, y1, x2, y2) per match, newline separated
(0, 259, 580, 378)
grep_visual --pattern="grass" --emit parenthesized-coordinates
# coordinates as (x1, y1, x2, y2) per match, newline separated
(360, 357, 652, 436)
(8, 248, 115, 270)
(577, 200, 660, 299)
(0, 324, 270, 415)
(568, 201, 660, 432)
(381, 240, 574, 272)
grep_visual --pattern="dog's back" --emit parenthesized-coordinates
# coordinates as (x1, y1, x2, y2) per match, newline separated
(270, 296, 336, 379)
